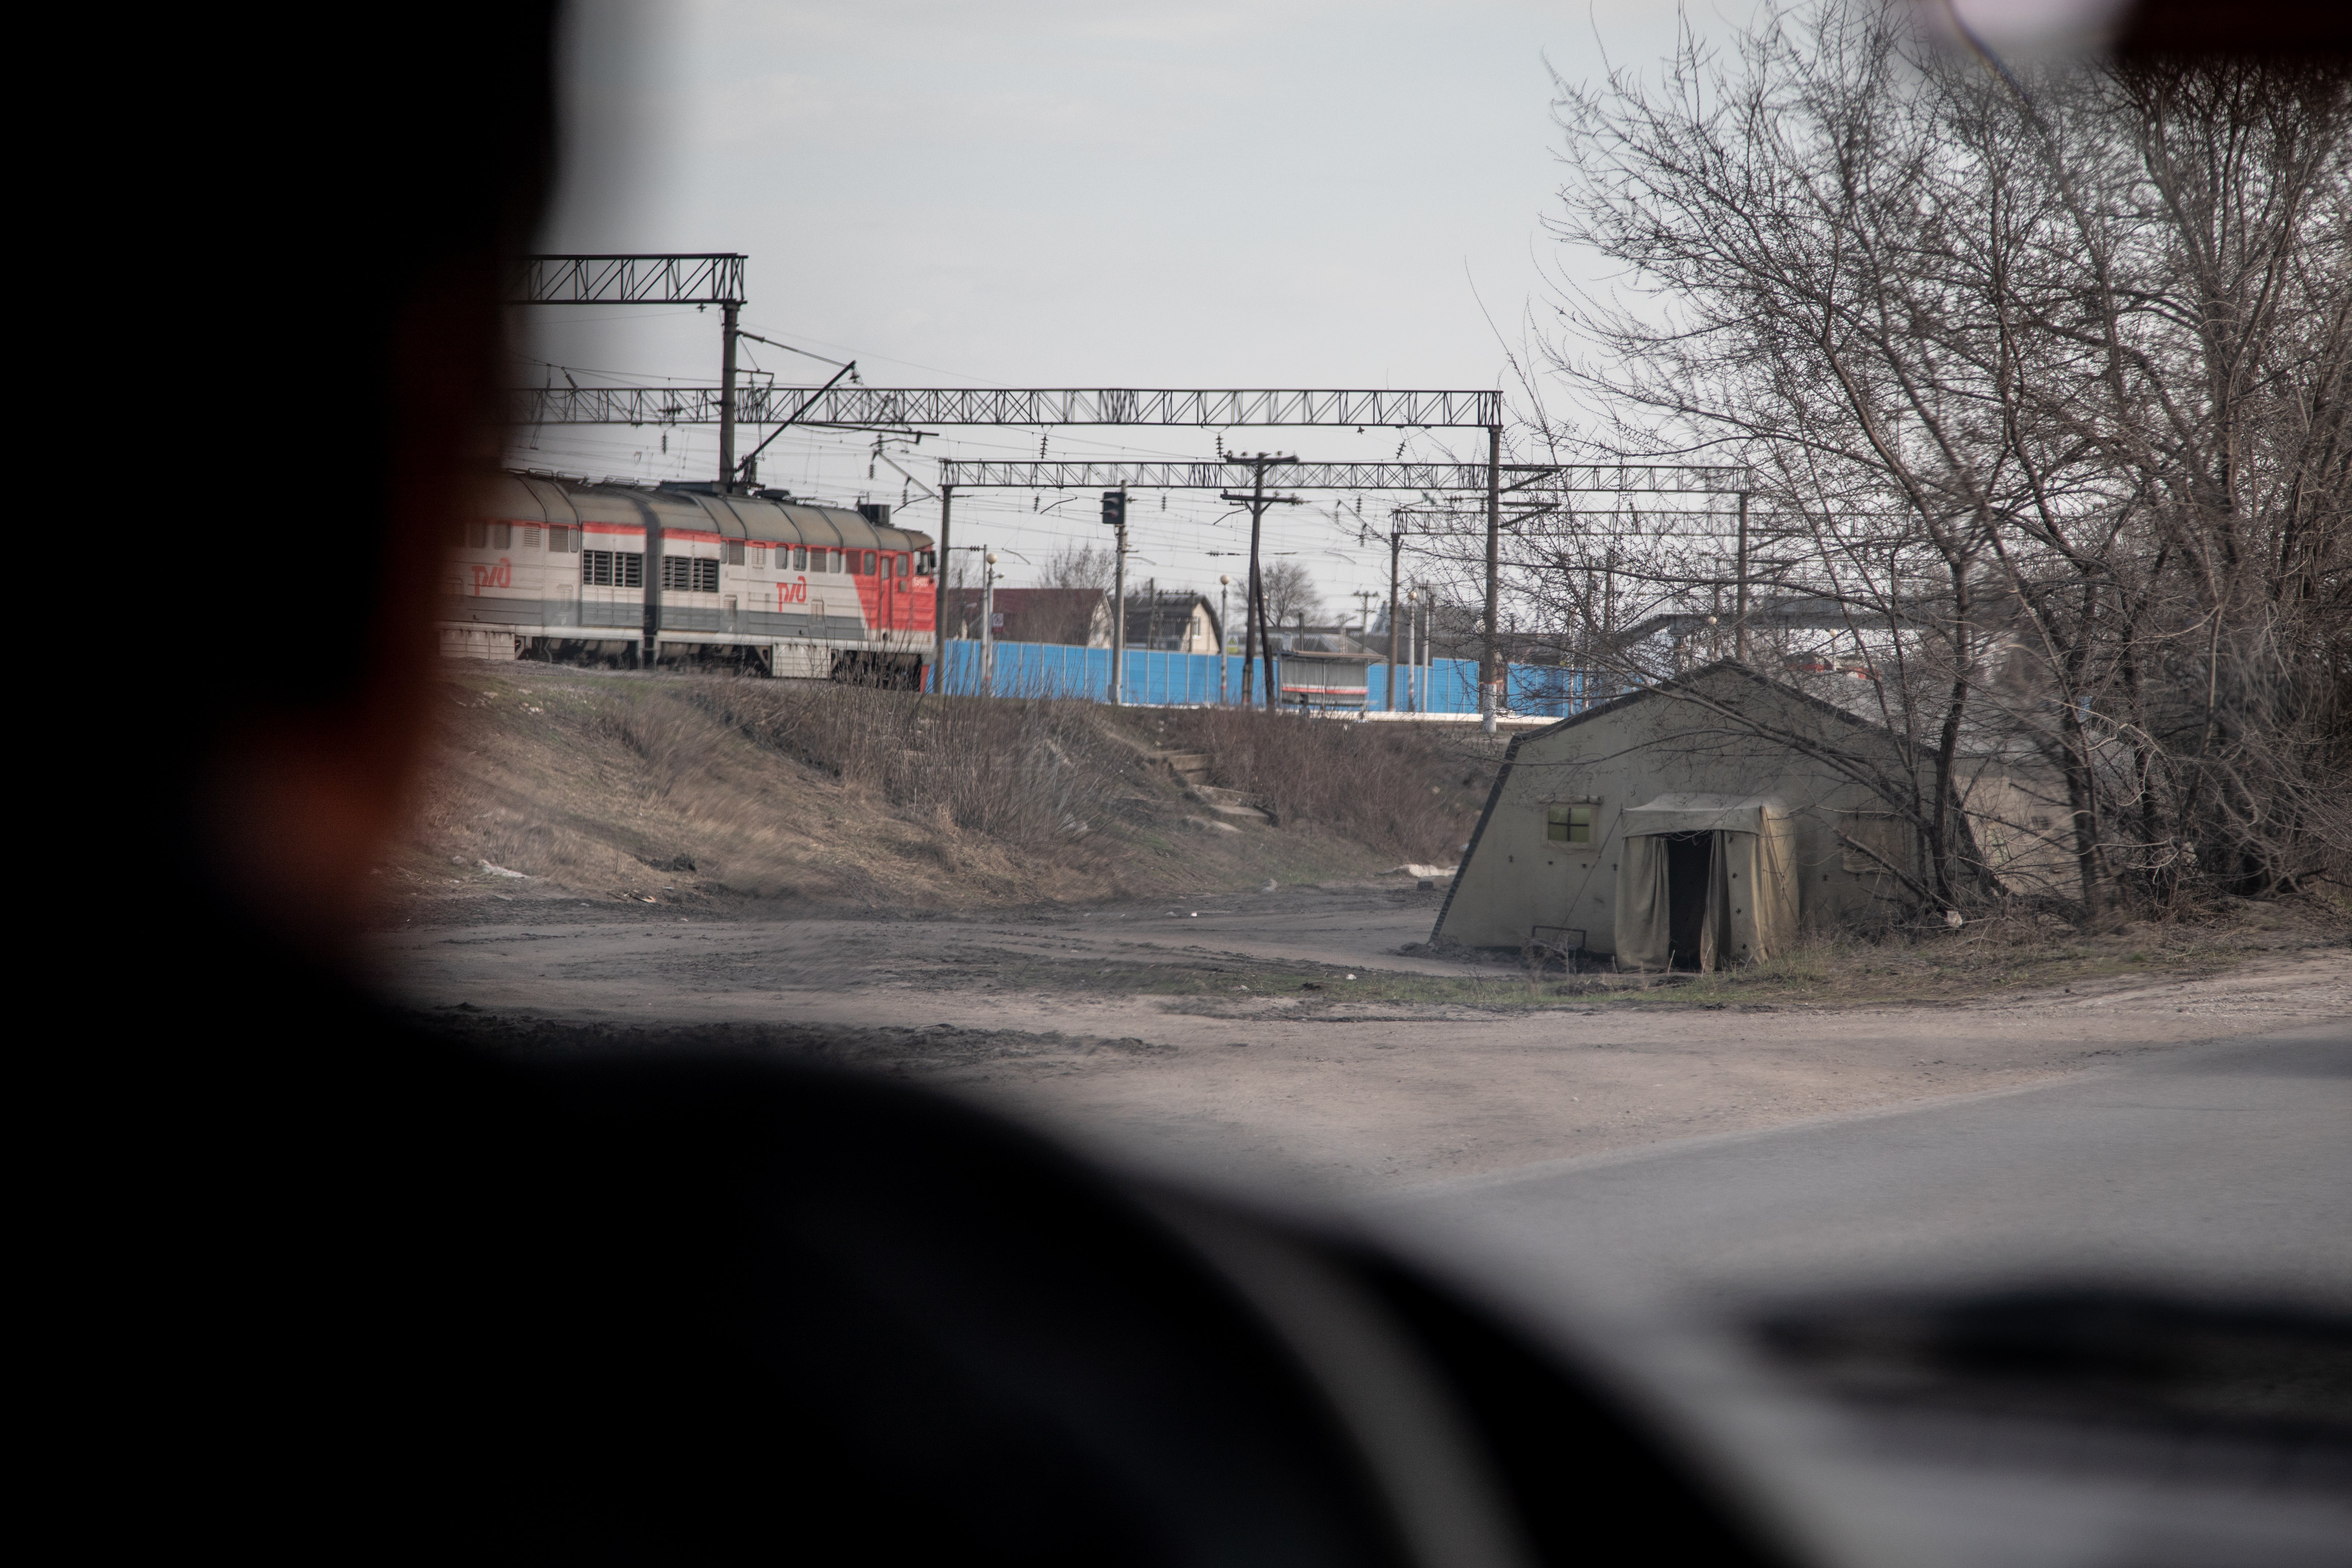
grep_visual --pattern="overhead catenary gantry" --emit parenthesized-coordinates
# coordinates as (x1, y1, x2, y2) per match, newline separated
(504, 253, 756, 491)
(506, 354, 1760, 720)
(511, 385, 1500, 430)
(505, 254, 748, 306)
(931, 460, 1743, 493)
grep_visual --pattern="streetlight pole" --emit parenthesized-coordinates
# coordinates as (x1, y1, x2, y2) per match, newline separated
(1407, 587, 1421, 712)
(1386, 533, 1404, 712)
(1218, 574, 1231, 705)
(980, 547, 997, 697)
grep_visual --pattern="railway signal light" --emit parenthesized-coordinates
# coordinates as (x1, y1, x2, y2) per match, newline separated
(1101, 490, 1125, 528)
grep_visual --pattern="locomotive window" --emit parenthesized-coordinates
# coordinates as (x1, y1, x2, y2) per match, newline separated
(465, 519, 488, 549)
(724, 540, 745, 565)
(864, 550, 878, 575)
(828, 549, 842, 574)
(584, 550, 643, 589)
(898, 553, 911, 578)
(660, 556, 721, 593)
(584, 549, 636, 587)
(848, 551, 866, 576)
(548, 526, 578, 553)
(489, 521, 512, 550)
(792, 546, 808, 571)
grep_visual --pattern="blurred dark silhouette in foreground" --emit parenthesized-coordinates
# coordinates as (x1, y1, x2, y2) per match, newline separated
(67, 3, 2343, 1563)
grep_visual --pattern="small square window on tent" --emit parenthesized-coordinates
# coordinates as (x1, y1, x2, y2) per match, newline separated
(1546, 804, 1595, 844)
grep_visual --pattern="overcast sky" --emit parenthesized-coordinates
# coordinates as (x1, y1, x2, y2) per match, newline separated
(519, 0, 1754, 614)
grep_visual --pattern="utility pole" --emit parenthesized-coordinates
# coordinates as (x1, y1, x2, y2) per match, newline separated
(1223, 455, 1299, 711)
(1481, 421, 1503, 734)
(930, 485, 954, 693)
(1103, 489, 1128, 705)
(1735, 490, 1751, 663)
(718, 301, 739, 490)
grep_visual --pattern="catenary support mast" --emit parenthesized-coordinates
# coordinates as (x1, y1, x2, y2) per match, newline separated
(718, 302, 739, 489)
(1735, 490, 1751, 663)
(931, 485, 955, 692)
(1482, 422, 1502, 734)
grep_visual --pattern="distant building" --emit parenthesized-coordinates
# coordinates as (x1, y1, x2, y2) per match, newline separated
(1121, 590, 1223, 654)
(943, 588, 1110, 646)
(943, 586, 1224, 653)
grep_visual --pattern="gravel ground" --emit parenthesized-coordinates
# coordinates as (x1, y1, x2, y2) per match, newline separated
(369, 880, 2350, 1197)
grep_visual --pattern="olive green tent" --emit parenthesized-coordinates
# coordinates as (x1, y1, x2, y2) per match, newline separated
(1613, 794, 1799, 970)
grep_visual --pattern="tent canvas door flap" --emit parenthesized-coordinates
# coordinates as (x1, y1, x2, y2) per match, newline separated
(1612, 794, 1797, 969)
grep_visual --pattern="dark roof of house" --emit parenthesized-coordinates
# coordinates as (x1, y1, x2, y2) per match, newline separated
(943, 588, 1108, 643)
(1121, 592, 1221, 641)
(946, 587, 1102, 613)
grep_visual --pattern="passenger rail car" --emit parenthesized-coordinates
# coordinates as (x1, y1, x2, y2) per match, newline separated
(441, 471, 938, 682)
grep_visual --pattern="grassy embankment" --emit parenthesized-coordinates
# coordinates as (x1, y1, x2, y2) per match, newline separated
(395, 664, 1498, 911)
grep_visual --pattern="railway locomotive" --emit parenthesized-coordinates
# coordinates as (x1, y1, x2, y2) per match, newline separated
(442, 470, 938, 682)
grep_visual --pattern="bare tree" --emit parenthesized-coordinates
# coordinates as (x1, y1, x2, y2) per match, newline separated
(1025, 542, 1116, 644)
(1516, 1, 2351, 917)
(1261, 560, 1322, 628)
(1038, 541, 1114, 595)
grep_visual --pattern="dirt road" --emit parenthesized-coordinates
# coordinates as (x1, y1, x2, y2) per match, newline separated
(370, 880, 2350, 1196)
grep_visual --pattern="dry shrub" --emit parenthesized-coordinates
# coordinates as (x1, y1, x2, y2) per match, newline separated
(589, 691, 732, 794)
(681, 682, 1125, 851)
(1168, 708, 1475, 862)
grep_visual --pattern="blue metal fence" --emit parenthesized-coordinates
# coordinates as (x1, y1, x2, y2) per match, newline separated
(936, 642, 1276, 704)
(934, 641, 1606, 717)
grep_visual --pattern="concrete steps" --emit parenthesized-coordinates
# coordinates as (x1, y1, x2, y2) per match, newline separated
(1160, 750, 1214, 785)
(1134, 744, 1270, 822)
(1185, 784, 1270, 823)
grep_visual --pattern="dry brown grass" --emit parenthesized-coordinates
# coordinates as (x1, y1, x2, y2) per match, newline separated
(395, 667, 1437, 912)
(1156, 707, 1497, 864)
(676, 681, 1128, 852)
